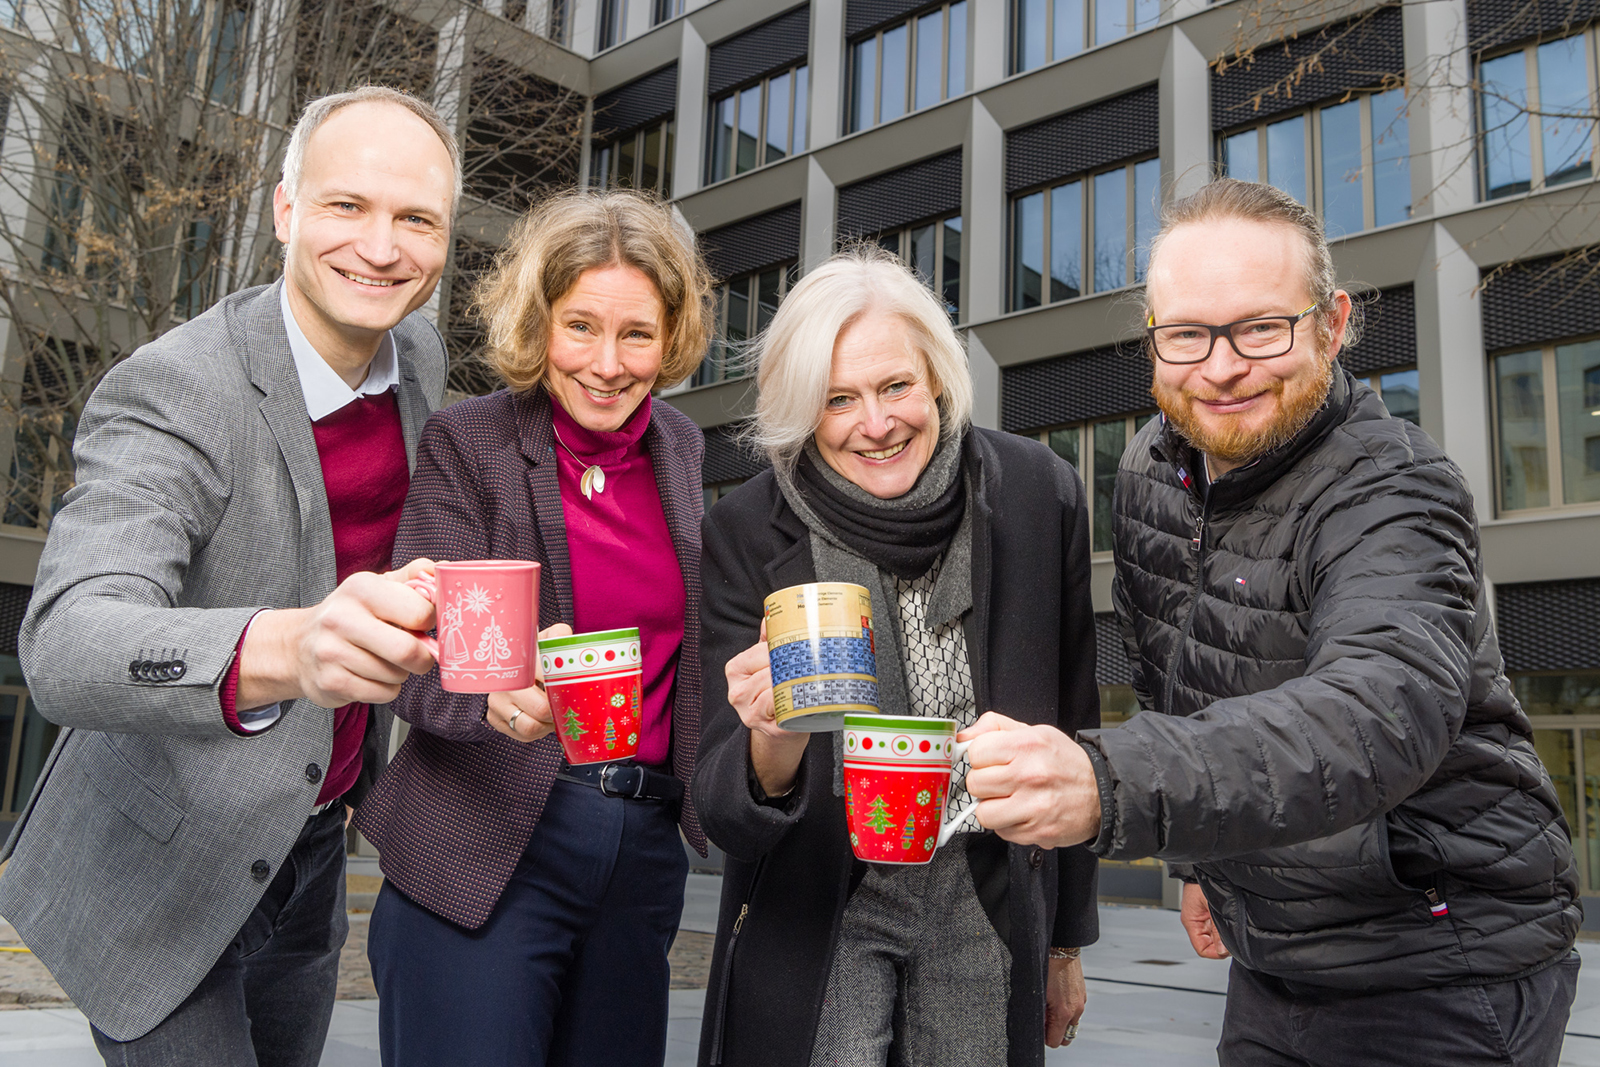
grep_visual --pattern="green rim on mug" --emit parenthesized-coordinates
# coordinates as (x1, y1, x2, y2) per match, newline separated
(540, 628, 640, 650)
(842, 715, 959, 732)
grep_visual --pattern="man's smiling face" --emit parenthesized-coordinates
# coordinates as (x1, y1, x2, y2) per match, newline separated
(273, 100, 454, 373)
(1146, 215, 1350, 475)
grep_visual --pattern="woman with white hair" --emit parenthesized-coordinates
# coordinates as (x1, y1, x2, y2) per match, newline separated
(692, 248, 1101, 1067)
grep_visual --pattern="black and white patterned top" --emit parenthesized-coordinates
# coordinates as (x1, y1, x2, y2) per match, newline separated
(895, 556, 983, 834)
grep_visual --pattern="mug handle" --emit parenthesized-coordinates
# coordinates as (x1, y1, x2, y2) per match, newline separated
(405, 574, 440, 661)
(937, 738, 980, 849)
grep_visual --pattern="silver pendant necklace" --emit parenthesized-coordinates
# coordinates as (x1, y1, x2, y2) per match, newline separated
(553, 429, 606, 500)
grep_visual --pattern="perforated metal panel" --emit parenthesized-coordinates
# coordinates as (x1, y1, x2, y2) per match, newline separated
(1095, 612, 1133, 687)
(699, 203, 803, 282)
(837, 151, 963, 239)
(708, 5, 811, 96)
(0, 583, 30, 658)
(1481, 249, 1600, 351)
(1342, 284, 1416, 375)
(1005, 86, 1159, 194)
(703, 424, 770, 484)
(593, 64, 677, 137)
(1468, 0, 1600, 54)
(1001, 344, 1152, 433)
(846, 0, 936, 38)
(1496, 577, 1600, 672)
(1212, 5, 1404, 130)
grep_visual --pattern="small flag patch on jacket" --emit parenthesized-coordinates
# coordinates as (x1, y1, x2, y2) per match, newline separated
(1234, 577, 1247, 586)
(1430, 900, 1449, 917)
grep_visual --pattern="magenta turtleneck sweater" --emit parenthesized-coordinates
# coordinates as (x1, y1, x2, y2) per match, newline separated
(549, 394, 684, 767)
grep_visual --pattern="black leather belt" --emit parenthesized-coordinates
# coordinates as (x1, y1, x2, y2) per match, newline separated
(555, 760, 684, 805)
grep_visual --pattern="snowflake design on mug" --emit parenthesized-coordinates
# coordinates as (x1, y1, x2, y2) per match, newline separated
(610, 693, 626, 707)
(462, 583, 493, 616)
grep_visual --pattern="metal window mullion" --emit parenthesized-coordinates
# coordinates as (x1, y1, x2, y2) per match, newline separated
(873, 32, 884, 125)
(940, 3, 949, 103)
(1359, 93, 1376, 231)
(1576, 729, 1590, 893)
(1258, 124, 1268, 184)
(1589, 29, 1600, 178)
(1526, 46, 1546, 191)
(1308, 106, 1322, 217)
(1542, 345, 1563, 506)
(1125, 163, 1136, 286)
(2, 691, 25, 816)
(1084, 172, 1094, 295)
(1041, 182, 1053, 305)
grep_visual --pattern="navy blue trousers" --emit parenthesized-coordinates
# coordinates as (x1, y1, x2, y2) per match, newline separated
(367, 778, 688, 1067)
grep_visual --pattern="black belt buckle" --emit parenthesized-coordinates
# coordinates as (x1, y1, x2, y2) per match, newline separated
(599, 762, 646, 800)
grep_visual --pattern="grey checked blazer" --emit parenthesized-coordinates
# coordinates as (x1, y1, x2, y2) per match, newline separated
(0, 281, 445, 1041)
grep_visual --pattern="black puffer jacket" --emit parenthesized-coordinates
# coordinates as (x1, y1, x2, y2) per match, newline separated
(1083, 367, 1580, 992)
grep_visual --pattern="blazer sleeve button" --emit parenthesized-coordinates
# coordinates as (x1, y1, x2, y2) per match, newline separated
(250, 860, 271, 882)
(170, 660, 186, 679)
(1029, 847, 1044, 870)
(305, 764, 323, 784)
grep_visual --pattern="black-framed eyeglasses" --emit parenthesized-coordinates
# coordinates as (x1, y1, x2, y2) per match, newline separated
(1145, 304, 1319, 365)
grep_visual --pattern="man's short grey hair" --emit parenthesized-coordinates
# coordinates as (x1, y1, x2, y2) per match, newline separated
(749, 246, 974, 473)
(281, 86, 463, 208)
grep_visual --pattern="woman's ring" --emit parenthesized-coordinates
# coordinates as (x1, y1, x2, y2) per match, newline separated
(507, 709, 522, 732)
(1064, 1024, 1078, 1042)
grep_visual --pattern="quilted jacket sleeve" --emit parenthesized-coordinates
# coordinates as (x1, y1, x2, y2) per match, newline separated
(1083, 453, 1482, 863)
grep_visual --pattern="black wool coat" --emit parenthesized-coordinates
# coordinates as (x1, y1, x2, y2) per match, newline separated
(693, 427, 1101, 1067)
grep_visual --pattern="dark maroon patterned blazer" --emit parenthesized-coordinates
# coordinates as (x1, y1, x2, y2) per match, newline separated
(354, 387, 706, 929)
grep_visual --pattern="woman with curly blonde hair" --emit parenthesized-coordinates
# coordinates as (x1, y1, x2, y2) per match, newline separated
(356, 189, 716, 1067)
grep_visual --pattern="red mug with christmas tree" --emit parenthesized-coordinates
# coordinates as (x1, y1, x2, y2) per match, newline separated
(841, 714, 980, 865)
(541, 628, 644, 765)
(415, 560, 541, 693)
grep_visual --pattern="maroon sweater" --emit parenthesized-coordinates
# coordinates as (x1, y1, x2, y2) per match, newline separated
(222, 389, 409, 804)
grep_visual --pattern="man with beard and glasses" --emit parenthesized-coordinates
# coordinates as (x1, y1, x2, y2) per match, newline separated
(957, 179, 1581, 1066)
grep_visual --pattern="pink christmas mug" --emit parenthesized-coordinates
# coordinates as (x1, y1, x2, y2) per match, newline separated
(541, 629, 644, 765)
(842, 714, 979, 865)
(415, 560, 541, 693)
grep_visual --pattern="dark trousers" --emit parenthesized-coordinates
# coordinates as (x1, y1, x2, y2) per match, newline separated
(1219, 952, 1581, 1067)
(367, 777, 689, 1067)
(91, 807, 349, 1067)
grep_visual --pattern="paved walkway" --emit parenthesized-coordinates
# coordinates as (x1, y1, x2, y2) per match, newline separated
(4, 874, 1598, 1065)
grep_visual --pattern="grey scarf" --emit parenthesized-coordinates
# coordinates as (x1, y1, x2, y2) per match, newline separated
(774, 432, 974, 793)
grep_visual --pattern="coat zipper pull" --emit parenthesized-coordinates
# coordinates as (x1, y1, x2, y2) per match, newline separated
(1192, 517, 1205, 552)
(1425, 888, 1449, 917)
(732, 903, 748, 935)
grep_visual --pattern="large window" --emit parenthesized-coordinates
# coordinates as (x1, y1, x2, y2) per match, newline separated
(874, 214, 962, 319)
(1036, 411, 1156, 552)
(596, 0, 622, 49)
(1525, 671, 1600, 892)
(652, 0, 683, 25)
(848, 2, 966, 133)
(1013, 0, 1156, 73)
(592, 118, 674, 195)
(1479, 28, 1599, 200)
(1220, 88, 1412, 237)
(707, 64, 808, 183)
(1492, 337, 1600, 513)
(691, 263, 798, 388)
(1011, 157, 1158, 311)
(1360, 367, 1421, 427)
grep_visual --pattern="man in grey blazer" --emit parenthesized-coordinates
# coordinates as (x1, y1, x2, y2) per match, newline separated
(0, 86, 458, 1065)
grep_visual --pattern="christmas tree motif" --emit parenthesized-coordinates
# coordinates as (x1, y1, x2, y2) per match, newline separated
(562, 708, 587, 741)
(901, 815, 916, 850)
(474, 616, 512, 669)
(604, 717, 617, 750)
(865, 796, 895, 834)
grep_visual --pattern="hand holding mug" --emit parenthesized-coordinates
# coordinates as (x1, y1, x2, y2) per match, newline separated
(961, 711, 1102, 849)
(486, 623, 573, 742)
(728, 619, 810, 796)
